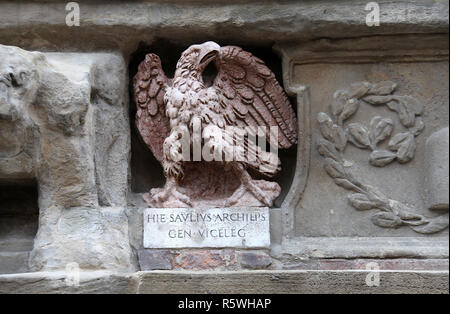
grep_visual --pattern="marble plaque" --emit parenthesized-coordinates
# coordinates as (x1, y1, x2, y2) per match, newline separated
(143, 207, 270, 249)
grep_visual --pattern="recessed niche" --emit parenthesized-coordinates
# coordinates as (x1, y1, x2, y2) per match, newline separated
(128, 38, 297, 207)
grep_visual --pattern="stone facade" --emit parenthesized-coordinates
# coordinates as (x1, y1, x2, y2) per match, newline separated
(0, 0, 448, 293)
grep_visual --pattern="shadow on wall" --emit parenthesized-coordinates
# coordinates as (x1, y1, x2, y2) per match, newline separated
(128, 38, 297, 208)
(0, 182, 38, 274)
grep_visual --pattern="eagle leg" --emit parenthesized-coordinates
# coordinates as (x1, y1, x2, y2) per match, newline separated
(144, 130, 193, 207)
(148, 177, 192, 207)
(227, 162, 275, 207)
(224, 185, 247, 207)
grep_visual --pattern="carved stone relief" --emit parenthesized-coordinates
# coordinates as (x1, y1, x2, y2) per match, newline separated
(277, 34, 449, 241)
(425, 127, 449, 211)
(0, 45, 133, 272)
(0, 46, 39, 180)
(133, 42, 298, 208)
(316, 81, 449, 234)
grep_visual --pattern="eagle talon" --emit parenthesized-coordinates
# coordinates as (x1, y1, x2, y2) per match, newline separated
(230, 163, 280, 207)
(172, 188, 193, 206)
(247, 182, 274, 207)
(225, 185, 246, 207)
(148, 178, 192, 207)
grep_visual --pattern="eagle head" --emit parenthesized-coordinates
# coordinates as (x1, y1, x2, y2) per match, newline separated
(177, 41, 220, 79)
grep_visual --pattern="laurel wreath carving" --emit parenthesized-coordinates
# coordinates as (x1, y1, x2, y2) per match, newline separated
(316, 81, 449, 234)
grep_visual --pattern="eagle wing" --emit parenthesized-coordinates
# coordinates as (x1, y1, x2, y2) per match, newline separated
(133, 53, 171, 163)
(214, 46, 297, 149)
(213, 46, 297, 176)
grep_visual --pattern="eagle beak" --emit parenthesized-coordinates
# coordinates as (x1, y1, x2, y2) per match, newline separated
(198, 42, 220, 68)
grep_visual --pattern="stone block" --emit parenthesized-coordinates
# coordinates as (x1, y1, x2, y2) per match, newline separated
(138, 250, 173, 271)
(29, 207, 134, 273)
(143, 207, 270, 249)
(238, 251, 272, 270)
(425, 127, 449, 210)
(174, 250, 237, 270)
(0, 251, 29, 274)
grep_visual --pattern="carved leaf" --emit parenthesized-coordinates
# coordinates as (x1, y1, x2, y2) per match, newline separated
(398, 218, 426, 227)
(368, 81, 397, 95)
(396, 99, 416, 128)
(388, 132, 416, 163)
(317, 112, 334, 141)
(388, 200, 426, 225)
(369, 116, 393, 148)
(388, 132, 409, 151)
(316, 139, 339, 161)
(346, 123, 370, 149)
(317, 113, 347, 151)
(371, 212, 403, 228)
(410, 214, 450, 234)
(348, 193, 377, 210)
(409, 117, 425, 136)
(386, 96, 423, 128)
(397, 139, 416, 163)
(362, 95, 393, 105)
(339, 98, 359, 123)
(334, 178, 359, 191)
(332, 124, 347, 152)
(399, 95, 424, 115)
(348, 82, 370, 98)
(324, 158, 345, 179)
(369, 150, 397, 167)
(331, 90, 348, 118)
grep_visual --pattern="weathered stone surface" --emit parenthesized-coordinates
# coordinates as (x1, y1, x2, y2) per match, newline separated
(279, 237, 449, 261)
(0, 46, 130, 210)
(425, 127, 449, 210)
(133, 270, 449, 294)
(282, 258, 450, 271)
(0, 44, 133, 272)
(0, 185, 38, 274)
(173, 250, 237, 270)
(30, 207, 134, 272)
(0, 251, 29, 274)
(0, 46, 40, 182)
(0, 269, 447, 294)
(277, 35, 449, 238)
(138, 250, 173, 271)
(239, 251, 272, 270)
(89, 53, 130, 208)
(0, 239, 34, 252)
(0, 1, 448, 52)
(144, 207, 270, 249)
(0, 271, 134, 294)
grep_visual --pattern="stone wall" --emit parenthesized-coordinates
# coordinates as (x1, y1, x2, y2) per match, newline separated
(0, 0, 448, 293)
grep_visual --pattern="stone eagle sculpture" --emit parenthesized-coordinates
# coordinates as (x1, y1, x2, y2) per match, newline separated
(133, 41, 297, 208)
